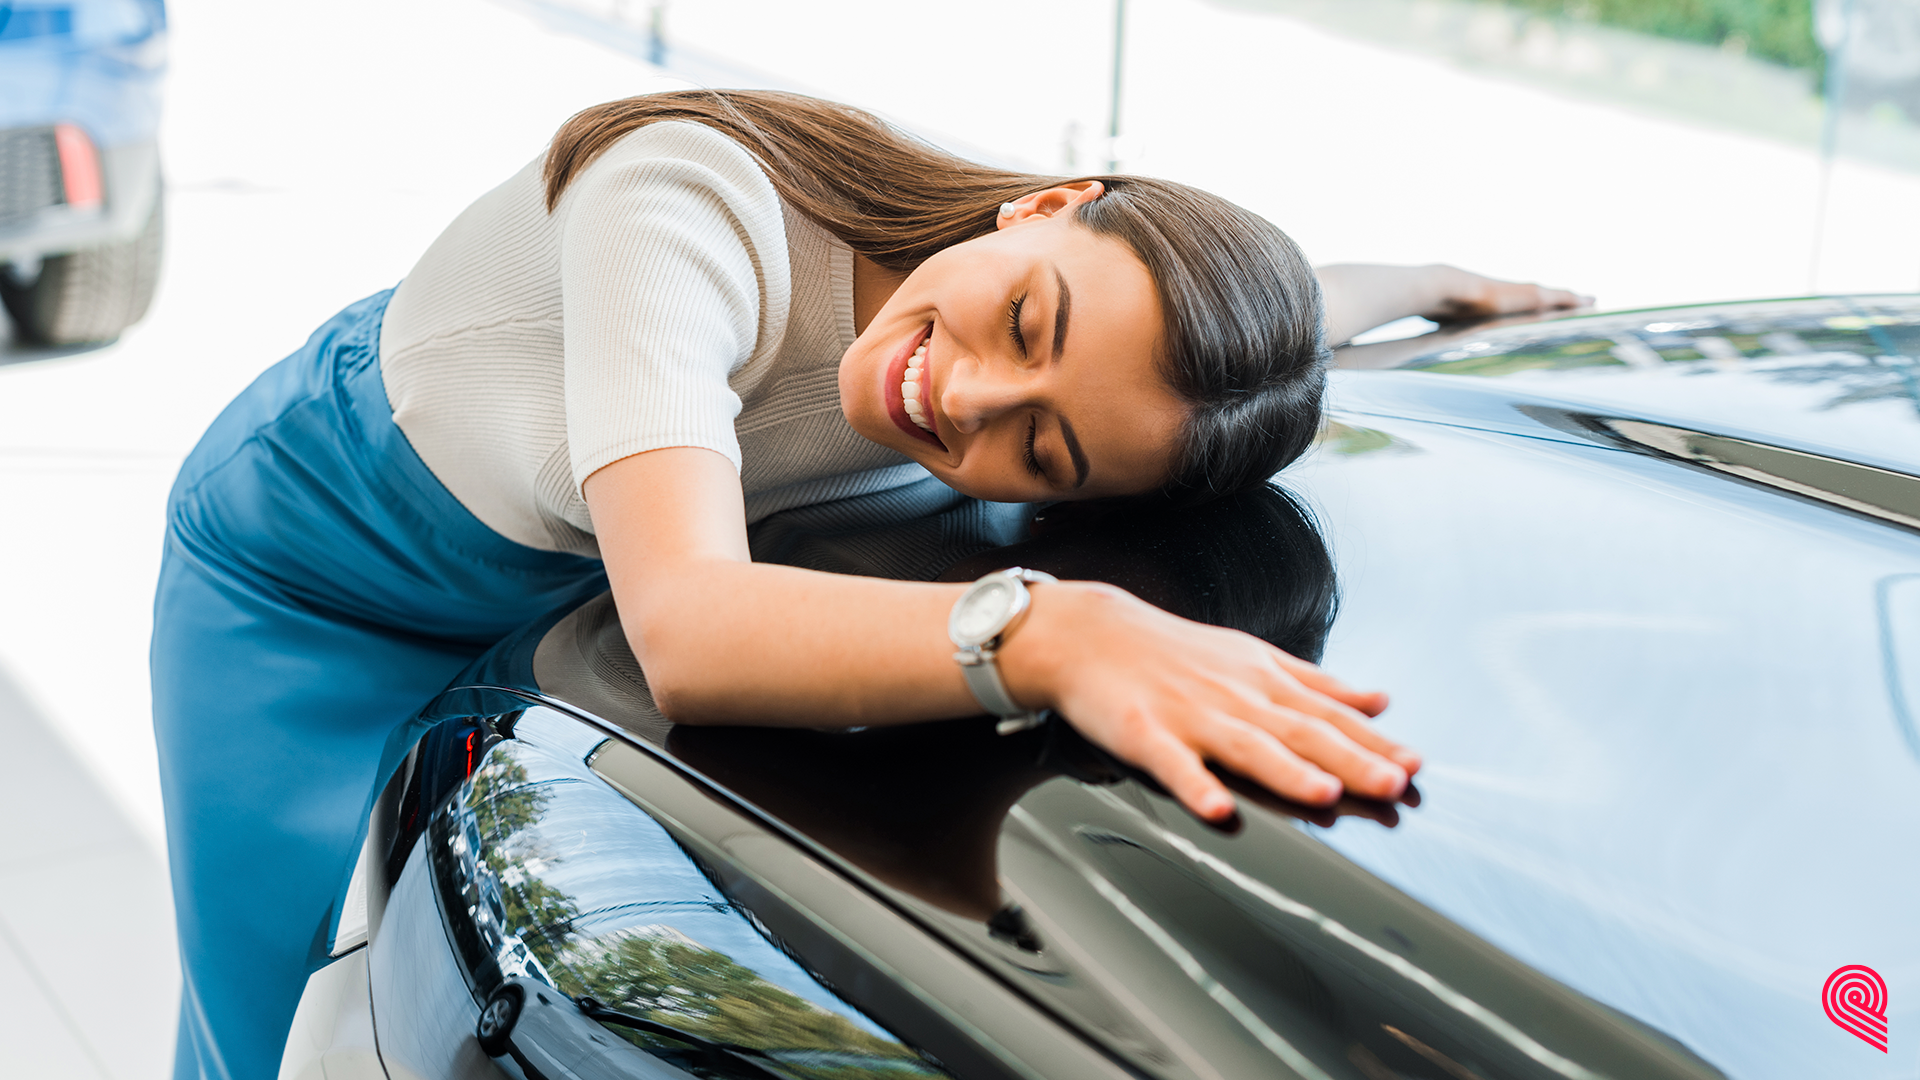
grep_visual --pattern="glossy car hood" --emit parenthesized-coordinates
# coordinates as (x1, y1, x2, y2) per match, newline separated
(1302, 366, 1920, 1076)
(517, 596, 1721, 1080)
(1334, 295, 1920, 478)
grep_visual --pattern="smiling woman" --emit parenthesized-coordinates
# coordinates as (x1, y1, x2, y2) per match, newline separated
(147, 87, 1574, 1080)
(841, 189, 1185, 501)
(543, 92, 1328, 505)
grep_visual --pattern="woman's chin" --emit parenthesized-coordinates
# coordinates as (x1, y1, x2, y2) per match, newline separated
(846, 401, 904, 451)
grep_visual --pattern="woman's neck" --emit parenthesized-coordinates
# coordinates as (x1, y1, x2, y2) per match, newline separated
(852, 252, 908, 335)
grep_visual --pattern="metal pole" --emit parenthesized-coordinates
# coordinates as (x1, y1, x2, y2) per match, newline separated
(648, 3, 668, 68)
(1107, 0, 1127, 173)
(1810, 0, 1854, 294)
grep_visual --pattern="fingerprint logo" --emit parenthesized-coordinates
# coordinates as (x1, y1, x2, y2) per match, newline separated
(1823, 965, 1889, 1052)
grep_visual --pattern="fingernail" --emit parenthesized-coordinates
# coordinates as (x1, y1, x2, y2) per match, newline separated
(1203, 792, 1235, 819)
(1368, 763, 1407, 794)
(1316, 778, 1343, 804)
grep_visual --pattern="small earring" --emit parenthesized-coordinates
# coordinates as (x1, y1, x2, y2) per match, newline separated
(999, 202, 1017, 217)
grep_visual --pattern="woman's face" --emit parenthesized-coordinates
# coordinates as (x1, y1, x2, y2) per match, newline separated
(839, 184, 1188, 503)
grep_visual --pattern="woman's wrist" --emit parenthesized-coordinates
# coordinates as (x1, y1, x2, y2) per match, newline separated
(1417, 263, 1497, 321)
(991, 580, 1118, 713)
(1319, 263, 1457, 345)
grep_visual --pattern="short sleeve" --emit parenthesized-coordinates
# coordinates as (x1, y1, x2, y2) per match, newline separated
(557, 122, 792, 491)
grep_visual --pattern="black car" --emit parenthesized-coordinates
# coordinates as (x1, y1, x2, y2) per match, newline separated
(279, 295, 1920, 1080)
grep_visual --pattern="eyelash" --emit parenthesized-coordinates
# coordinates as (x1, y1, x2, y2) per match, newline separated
(1024, 416, 1045, 478)
(1007, 293, 1028, 356)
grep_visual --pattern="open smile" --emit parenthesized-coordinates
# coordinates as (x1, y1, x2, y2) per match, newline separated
(885, 323, 946, 451)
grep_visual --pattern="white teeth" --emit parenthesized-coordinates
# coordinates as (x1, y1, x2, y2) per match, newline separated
(900, 336, 935, 434)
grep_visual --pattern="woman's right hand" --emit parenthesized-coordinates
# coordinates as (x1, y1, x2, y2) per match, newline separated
(1001, 582, 1419, 823)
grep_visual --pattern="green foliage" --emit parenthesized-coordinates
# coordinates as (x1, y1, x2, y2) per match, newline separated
(569, 932, 941, 1080)
(460, 747, 941, 1078)
(1505, 0, 1823, 72)
(1414, 345, 1623, 377)
(1317, 421, 1402, 456)
(467, 753, 580, 970)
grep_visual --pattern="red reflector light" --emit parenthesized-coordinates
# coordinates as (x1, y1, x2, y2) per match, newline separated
(52, 124, 103, 210)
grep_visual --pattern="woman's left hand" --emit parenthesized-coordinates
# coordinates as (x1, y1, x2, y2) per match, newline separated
(1419, 264, 1591, 323)
(1318, 262, 1593, 347)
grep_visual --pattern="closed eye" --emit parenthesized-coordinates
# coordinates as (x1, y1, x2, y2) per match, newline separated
(1023, 416, 1045, 478)
(1007, 294, 1028, 357)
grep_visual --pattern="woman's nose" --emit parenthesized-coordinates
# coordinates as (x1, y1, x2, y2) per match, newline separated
(940, 358, 1032, 435)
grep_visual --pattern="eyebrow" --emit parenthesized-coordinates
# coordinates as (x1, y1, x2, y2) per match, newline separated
(1058, 415, 1089, 489)
(1049, 266, 1087, 488)
(1052, 266, 1072, 361)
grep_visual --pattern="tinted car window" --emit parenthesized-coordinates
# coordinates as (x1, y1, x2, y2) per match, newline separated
(429, 707, 951, 1080)
(1378, 296, 1920, 475)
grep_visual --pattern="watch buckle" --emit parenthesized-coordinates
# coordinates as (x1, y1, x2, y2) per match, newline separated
(994, 710, 1050, 735)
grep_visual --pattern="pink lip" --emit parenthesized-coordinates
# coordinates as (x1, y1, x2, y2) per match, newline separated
(885, 323, 946, 451)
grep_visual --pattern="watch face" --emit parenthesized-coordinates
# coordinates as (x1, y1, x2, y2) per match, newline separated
(951, 578, 1017, 647)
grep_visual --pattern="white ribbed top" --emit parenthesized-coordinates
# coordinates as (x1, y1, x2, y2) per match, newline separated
(378, 120, 922, 558)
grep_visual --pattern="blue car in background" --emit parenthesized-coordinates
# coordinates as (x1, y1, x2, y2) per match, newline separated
(0, 0, 165, 345)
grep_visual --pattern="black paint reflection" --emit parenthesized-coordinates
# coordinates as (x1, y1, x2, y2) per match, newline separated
(666, 717, 1417, 936)
(670, 720, 1079, 925)
(947, 481, 1340, 661)
(662, 483, 1724, 1080)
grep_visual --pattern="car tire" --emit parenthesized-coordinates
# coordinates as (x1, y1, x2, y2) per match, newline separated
(475, 983, 525, 1057)
(1, 198, 164, 346)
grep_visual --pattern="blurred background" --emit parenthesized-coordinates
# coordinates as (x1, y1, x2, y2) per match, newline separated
(1, 0, 1917, 1074)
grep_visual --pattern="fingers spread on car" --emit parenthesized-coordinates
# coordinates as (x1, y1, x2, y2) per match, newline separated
(1007, 583, 1417, 823)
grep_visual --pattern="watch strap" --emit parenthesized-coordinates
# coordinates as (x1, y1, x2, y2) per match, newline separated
(959, 657, 1049, 734)
(952, 568, 1057, 734)
(957, 648, 1037, 714)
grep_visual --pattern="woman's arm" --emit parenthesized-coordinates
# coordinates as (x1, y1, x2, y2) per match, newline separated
(1318, 263, 1590, 347)
(586, 446, 1419, 822)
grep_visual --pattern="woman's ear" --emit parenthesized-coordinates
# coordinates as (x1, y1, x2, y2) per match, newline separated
(995, 181, 1107, 230)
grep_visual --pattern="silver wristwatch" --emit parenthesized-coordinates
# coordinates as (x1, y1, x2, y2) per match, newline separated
(949, 567, 1058, 735)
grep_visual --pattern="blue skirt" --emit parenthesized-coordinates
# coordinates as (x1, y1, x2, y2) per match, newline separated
(151, 290, 607, 1080)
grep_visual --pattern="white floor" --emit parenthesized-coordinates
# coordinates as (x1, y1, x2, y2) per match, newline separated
(0, 666, 179, 1079)
(1, 0, 1916, 1075)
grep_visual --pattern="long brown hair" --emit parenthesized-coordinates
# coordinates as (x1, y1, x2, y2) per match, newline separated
(544, 89, 1327, 504)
